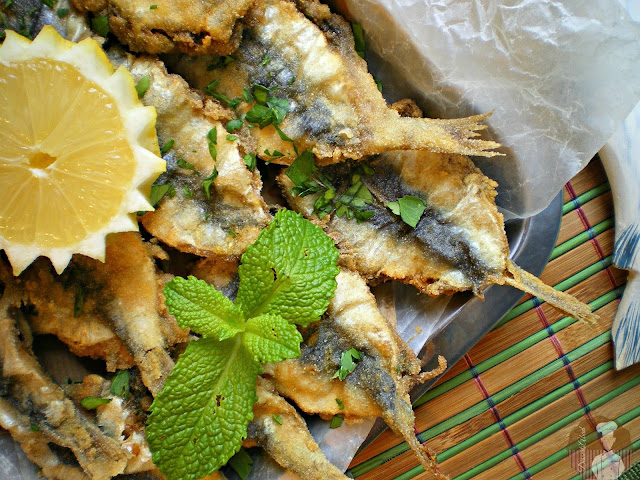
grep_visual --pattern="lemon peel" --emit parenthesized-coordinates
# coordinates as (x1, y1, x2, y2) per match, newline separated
(0, 26, 165, 275)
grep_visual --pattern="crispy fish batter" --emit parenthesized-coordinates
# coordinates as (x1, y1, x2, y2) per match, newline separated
(2, 233, 188, 395)
(263, 269, 446, 474)
(278, 151, 596, 322)
(0, 294, 130, 480)
(114, 54, 272, 258)
(70, 0, 253, 55)
(245, 377, 348, 480)
(166, 0, 500, 165)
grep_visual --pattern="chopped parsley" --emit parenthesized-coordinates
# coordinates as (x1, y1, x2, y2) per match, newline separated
(30, 423, 40, 431)
(263, 149, 284, 160)
(149, 4, 158, 9)
(110, 370, 130, 399)
(329, 415, 344, 429)
(335, 398, 344, 410)
(207, 55, 235, 70)
(374, 77, 383, 92)
(243, 153, 257, 171)
(56, 8, 69, 17)
(160, 139, 175, 155)
(332, 348, 362, 381)
(202, 168, 218, 199)
(207, 127, 217, 161)
(227, 449, 253, 480)
(241, 87, 253, 103)
(41, 0, 56, 8)
(352, 23, 365, 59)
(135, 75, 150, 98)
(226, 118, 243, 133)
(183, 186, 194, 198)
(149, 184, 175, 208)
(203, 79, 241, 108)
(226, 134, 238, 142)
(386, 195, 427, 228)
(261, 54, 271, 66)
(81, 397, 112, 410)
(91, 15, 109, 37)
(227, 230, 237, 237)
(176, 158, 197, 171)
(3, 0, 13, 10)
(272, 414, 283, 425)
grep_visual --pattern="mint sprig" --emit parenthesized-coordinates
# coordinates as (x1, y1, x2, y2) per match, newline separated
(147, 210, 339, 480)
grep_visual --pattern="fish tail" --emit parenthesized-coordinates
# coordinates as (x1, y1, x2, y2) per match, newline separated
(503, 260, 598, 324)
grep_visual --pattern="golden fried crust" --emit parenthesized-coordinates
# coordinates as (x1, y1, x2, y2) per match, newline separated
(71, 0, 254, 54)
(246, 377, 348, 479)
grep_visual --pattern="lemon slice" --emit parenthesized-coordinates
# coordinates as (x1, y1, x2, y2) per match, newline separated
(0, 26, 165, 275)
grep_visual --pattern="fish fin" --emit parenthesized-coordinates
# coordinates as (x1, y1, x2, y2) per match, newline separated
(504, 260, 597, 324)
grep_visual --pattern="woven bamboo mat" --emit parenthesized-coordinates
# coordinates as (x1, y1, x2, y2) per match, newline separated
(348, 158, 640, 480)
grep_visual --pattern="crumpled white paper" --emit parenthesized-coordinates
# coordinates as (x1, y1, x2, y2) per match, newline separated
(343, 0, 640, 218)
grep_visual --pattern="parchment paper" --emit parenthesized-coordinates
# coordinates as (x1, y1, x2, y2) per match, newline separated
(2, 0, 640, 478)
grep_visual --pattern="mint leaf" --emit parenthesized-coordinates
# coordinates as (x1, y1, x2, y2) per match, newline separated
(236, 209, 339, 326)
(164, 276, 245, 341)
(243, 314, 302, 363)
(147, 338, 260, 480)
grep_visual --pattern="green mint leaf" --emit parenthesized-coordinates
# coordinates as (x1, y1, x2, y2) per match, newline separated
(242, 314, 302, 363)
(227, 448, 253, 480)
(391, 195, 427, 228)
(91, 15, 109, 37)
(202, 168, 218, 199)
(163, 276, 245, 341)
(110, 370, 130, 399)
(81, 397, 111, 410)
(236, 210, 339, 326)
(285, 150, 316, 187)
(332, 348, 362, 381)
(147, 338, 260, 480)
(135, 75, 150, 98)
(352, 23, 365, 58)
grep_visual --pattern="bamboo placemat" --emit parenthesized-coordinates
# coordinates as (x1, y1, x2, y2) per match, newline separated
(348, 158, 640, 479)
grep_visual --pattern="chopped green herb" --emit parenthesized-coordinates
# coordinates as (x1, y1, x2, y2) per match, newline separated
(149, 184, 175, 208)
(160, 139, 175, 155)
(3, 0, 13, 10)
(28, 6, 38, 16)
(30, 423, 40, 431)
(207, 127, 217, 144)
(208, 143, 217, 162)
(288, 75, 296, 85)
(183, 186, 194, 198)
(285, 149, 316, 189)
(352, 23, 365, 59)
(261, 54, 271, 66)
(176, 158, 196, 171)
(229, 97, 242, 109)
(110, 370, 130, 399)
(204, 79, 235, 107)
(204, 213, 211, 221)
(329, 415, 344, 429)
(41, 0, 56, 8)
(241, 87, 253, 103)
(335, 398, 344, 410)
(264, 149, 284, 159)
(374, 77, 383, 92)
(386, 195, 427, 228)
(227, 230, 237, 237)
(91, 15, 110, 37)
(251, 84, 270, 104)
(226, 118, 243, 133)
(81, 397, 112, 410)
(147, 210, 339, 479)
(332, 348, 362, 381)
(243, 153, 257, 171)
(149, 4, 157, 9)
(56, 7, 69, 17)
(227, 448, 253, 480)
(272, 414, 283, 425)
(207, 55, 235, 70)
(135, 75, 150, 98)
(202, 168, 218, 199)
(73, 284, 85, 318)
(226, 134, 238, 142)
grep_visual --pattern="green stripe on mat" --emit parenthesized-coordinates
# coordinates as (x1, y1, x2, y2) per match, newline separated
(388, 376, 640, 480)
(349, 300, 619, 477)
(549, 218, 614, 261)
(414, 287, 623, 408)
(562, 182, 611, 215)
(497, 256, 615, 327)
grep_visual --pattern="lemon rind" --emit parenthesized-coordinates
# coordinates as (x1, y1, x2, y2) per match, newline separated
(0, 27, 166, 275)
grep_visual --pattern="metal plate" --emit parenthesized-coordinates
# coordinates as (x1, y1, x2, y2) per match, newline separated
(359, 190, 564, 451)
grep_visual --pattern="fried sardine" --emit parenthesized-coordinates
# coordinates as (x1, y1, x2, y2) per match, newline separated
(167, 0, 500, 165)
(70, 0, 254, 55)
(278, 150, 596, 323)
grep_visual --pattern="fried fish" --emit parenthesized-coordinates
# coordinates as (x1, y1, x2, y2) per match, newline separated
(70, 0, 254, 55)
(167, 0, 500, 165)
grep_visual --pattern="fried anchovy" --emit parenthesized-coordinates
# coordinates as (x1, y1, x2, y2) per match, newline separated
(166, 0, 500, 165)
(278, 150, 596, 322)
(263, 269, 446, 474)
(111, 53, 272, 258)
(70, 0, 253, 55)
(245, 377, 348, 480)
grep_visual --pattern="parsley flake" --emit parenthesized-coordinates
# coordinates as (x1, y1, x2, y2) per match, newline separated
(386, 195, 427, 228)
(135, 75, 150, 98)
(335, 398, 344, 410)
(352, 23, 365, 59)
(272, 414, 283, 425)
(228, 448, 253, 480)
(226, 118, 243, 132)
(41, 0, 56, 8)
(183, 186, 194, 198)
(81, 397, 112, 410)
(176, 158, 197, 171)
(332, 348, 362, 381)
(149, 4, 157, 9)
(160, 139, 175, 155)
(207, 55, 235, 71)
(202, 168, 218, 199)
(149, 184, 175, 208)
(91, 15, 109, 37)
(110, 370, 130, 399)
(329, 415, 344, 429)
(56, 8, 69, 17)
(30, 423, 40, 431)
(243, 153, 257, 171)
